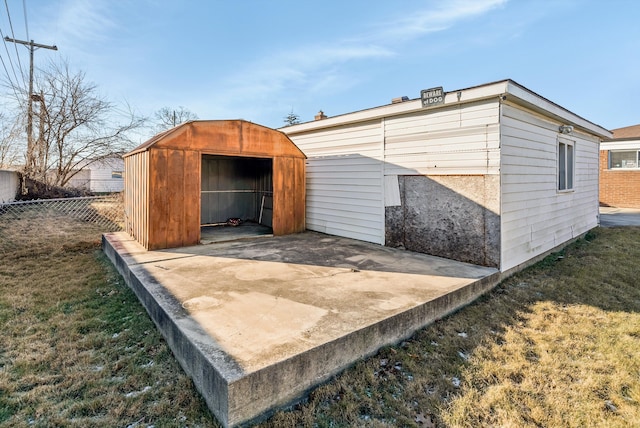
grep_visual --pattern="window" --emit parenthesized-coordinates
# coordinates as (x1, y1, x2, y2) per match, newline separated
(609, 150, 640, 169)
(558, 139, 574, 191)
(112, 171, 123, 179)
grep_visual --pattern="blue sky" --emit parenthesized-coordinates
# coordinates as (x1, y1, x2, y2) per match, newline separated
(1, 0, 639, 138)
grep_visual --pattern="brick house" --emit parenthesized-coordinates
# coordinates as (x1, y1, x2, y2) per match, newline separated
(600, 124, 640, 208)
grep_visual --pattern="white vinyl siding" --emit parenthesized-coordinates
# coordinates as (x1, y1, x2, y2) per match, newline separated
(289, 121, 384, 244)
(282, 81, 608, 272)
(500, 103, 599, 271)
(90, 167, 125, 192)
(383, 100, 501, 176)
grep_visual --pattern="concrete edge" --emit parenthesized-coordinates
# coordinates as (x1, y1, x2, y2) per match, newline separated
(102, 234, 235, 427)
(232, 270, 502, 427)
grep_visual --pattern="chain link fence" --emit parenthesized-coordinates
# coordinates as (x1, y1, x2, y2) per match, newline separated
(0, 193, 124, 232)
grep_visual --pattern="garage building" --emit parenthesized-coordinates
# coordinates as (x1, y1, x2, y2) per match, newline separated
(281, 80, 611, 273)
(124, 120, 306, 250)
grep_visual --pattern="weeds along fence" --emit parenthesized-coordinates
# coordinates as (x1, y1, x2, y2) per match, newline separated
(0, 194, 124, 232)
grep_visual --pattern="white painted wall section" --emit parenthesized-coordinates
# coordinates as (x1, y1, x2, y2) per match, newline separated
(289, 121, 384, 244)
(89, 158, 124, 193)
(0, 170, 19, 202)
(383, 100, 501, 176)
(500, 103, 600, 272)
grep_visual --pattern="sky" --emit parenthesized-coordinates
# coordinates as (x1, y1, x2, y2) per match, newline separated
(0, 0, 638, 141)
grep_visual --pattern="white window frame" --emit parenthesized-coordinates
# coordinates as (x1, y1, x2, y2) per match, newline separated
(558, 138, 575, 192)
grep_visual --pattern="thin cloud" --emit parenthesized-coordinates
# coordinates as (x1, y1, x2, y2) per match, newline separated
(208, 1, 506, 120)
(218, 43, 393, 101)
(375, 0, 508, 42)
(44, 0, 120, 55)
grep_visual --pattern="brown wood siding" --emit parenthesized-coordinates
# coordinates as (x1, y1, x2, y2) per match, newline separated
(184, 150, 201, 245)
(147, 148, 202, 250)
(272, 156, 305, 235)
(294, 157, 306, 232)
(148, 149, 169, 250)
(165, 149, 185, 248)
(124, 152, 149, 249)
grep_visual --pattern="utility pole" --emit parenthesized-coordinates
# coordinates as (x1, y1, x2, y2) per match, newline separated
(4, 37, 57, 180)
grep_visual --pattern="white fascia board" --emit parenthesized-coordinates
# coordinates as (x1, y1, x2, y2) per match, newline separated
(280, 81, 511, 136)
(505, 81, 612, 139)
(601, 139, 640, 150)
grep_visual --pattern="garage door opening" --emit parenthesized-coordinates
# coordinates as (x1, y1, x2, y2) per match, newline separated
(123, 120, 305, 250)
(200, 154, 274, 243)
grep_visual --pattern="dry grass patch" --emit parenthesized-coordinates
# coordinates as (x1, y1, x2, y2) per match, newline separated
(1, 211, 639, 427)
(261, 228, 640, 427)
(0, 214, 217, 427)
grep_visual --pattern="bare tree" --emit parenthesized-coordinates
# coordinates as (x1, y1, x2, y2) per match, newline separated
(22, 60, 146, 187)
(0, 113, 23, 168)
(154, 106, 198, 132)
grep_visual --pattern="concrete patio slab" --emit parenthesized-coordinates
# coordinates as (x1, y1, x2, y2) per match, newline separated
(600, 207, 640, 227)
(103, 231, 500, 427)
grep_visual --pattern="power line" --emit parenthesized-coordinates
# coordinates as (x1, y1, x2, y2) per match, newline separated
(0, 27, 23, 95)
(4, 36, 57, 178)
(3, 0, 25, 85)
(0, 49, 22, 102)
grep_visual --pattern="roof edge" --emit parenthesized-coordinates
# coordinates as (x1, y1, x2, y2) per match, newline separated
(279, 79, 611, 139)
(124, 119, 306, 159)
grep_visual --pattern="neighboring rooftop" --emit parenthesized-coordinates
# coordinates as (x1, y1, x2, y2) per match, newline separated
(611, 124, 640, 140)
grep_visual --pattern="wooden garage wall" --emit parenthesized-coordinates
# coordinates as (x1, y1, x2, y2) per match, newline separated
(124, 151, 149, 249)
(273, 156, 306, 235)
(125, 121, 306, 250)
(500, 102, 600, 272)
(147, 148, 201, 250)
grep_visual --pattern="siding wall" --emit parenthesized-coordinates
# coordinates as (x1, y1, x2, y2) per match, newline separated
(124, 152, 149, 249)
(383, 100, 501, 176)
(272, 156, 306, 235)
(500, 103, 600, 272)
(290, 120, 384, 244)
(382, 100, 501, 267)
(0, 169, 19, 203)
(287, 100, 501, 247)
(148, 148, 201, 250)
(89, 169, 124, 193)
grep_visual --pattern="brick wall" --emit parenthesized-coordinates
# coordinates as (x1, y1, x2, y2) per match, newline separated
(599, 150, 640, 208)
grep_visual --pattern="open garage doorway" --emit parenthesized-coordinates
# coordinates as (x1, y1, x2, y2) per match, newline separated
(123, 120, 305, 250)
(200, 154, 274, 243)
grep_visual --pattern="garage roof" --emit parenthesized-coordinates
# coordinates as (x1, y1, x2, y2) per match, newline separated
(126, 119, 306, 159)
